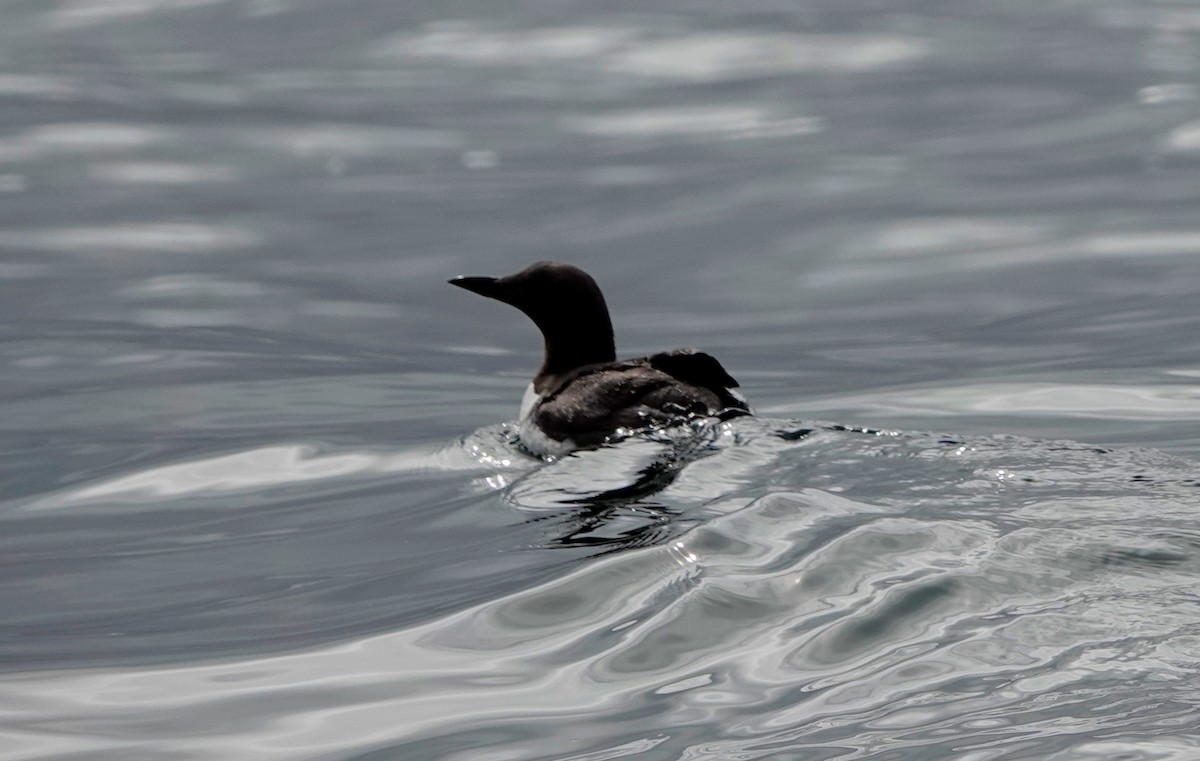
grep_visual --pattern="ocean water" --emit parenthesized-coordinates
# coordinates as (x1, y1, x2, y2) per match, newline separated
(3, 1, 1200, 759)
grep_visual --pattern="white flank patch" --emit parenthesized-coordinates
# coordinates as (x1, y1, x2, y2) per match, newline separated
(517, 422, 576, 459)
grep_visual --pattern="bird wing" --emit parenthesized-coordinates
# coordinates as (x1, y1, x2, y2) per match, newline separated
(646, 349, 740, 390)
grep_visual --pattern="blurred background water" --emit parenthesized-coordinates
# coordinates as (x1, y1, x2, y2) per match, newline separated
(3, 1, 1200, 759)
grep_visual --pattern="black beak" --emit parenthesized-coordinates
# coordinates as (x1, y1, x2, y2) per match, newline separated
(449, 275, 507, 301)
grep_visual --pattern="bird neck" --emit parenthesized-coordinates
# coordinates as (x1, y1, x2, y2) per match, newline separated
(534, 318, 616, 392)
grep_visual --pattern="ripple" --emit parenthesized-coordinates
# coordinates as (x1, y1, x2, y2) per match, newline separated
(372, 22, 638, 65)
(119, 274, 268, 299)
(375, 22, 929, 81)
(1139, 83, 1198, 105)
(1166, 119, 1200, 152)
(50, 0, 229, 29)
(799, 382, 1200, 421)
(0, 73, 78, 99)
(234, 123, 463, 157)
(867, 217, 1053, 257)
(824, 224, 1200, 290)
(606, 32, 929, 80)
(87, 161, 240, 185)
(0, 122, 173, 162)
(1085, 232, 1200, 257)
(22, 121, 169, 149)
(28, 443, 503, 511)
(0, 223, 261, 255)
(562, 107, 822, 141)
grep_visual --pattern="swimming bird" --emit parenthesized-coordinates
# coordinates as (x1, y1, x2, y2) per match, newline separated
(449, 261, 750, 456)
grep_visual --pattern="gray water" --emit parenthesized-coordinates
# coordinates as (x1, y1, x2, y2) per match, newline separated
(4, 1, 1200, 759)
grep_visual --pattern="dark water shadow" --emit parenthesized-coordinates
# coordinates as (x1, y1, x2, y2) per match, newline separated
(519, 422, 826, 555)
(517, 424, 732, 554)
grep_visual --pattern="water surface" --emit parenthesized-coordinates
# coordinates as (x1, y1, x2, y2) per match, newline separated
(3, 1, 1200, 759)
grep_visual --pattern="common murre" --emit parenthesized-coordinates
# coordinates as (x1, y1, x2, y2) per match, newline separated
(449, 261, 750, 456)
